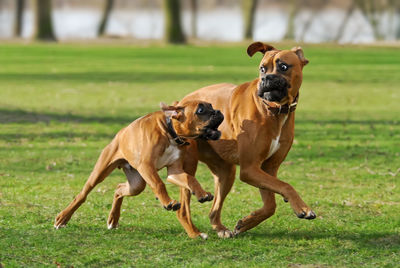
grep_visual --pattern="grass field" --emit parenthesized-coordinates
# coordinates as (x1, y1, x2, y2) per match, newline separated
(0, 42, 399, 267)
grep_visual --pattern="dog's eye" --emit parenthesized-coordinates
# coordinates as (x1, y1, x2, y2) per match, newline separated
(197, 107, 204, 114)
(260, 66, 266, 73)
(279, 63, 289, 72)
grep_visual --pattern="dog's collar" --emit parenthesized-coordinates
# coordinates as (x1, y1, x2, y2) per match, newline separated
(166, 117, 190, 146)
(262, 94, 299, 115)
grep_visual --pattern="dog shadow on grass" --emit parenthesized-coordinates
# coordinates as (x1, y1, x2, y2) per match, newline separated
(237, 228, 400, 250)
(0, 108, 135, 125)
(50, 223, 186, 241)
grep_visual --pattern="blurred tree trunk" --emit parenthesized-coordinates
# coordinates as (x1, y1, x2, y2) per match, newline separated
(14, 0, 25, 37)
(299, 0, 328, 42)
(33, 0, 56, 41)
(243, 0, 258, 39)
(387, 0, 400, 39)
(190, 0, 197, 38)
(396, 5, 400, 39)
(164, 0, 186, 44)
(98, 0, 114, 36)
(284, 0, 297, 40)
(299, 13, 314, 41)
(356, 0, 383, 40)
(334, 0, 356, 42)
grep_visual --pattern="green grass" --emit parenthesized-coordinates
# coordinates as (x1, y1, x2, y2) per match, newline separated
(1, 42, 399, 267)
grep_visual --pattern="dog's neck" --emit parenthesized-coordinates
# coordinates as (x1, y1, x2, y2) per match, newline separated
(261, 94, 298, 116)
(165, 116, 189, 146)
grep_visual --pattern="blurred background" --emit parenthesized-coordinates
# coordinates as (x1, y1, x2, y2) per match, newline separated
(0, 0, 399, 44)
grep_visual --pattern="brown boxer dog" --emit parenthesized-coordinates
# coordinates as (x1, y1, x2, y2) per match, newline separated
(176, 42, 316, 238)
(54, 100, 223, 239)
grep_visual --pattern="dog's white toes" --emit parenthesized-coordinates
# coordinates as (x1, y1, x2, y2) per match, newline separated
(199, 233, 208, 240)
(54, 224, 65, 230)
(107, 223, 118, 230)
(217, 230, 233, 238)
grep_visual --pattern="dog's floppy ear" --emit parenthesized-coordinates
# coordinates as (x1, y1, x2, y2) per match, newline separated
(291, 46, 309, 66)
(247, 42, 276, 57)
(160, 102, 184, 120)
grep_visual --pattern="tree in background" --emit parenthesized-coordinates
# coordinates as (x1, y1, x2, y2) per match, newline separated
(396, 3, 400, 39)
(243, 0, 258, 39)
(33, 0, 56, 40)
(190, 0, 198, 38)
(356, 0, 383, 40)
(334, 0, 356, 42)
(164, 0, 186, 43)
(14, 0, 25, 37)
(98, 0, 114, 36)
(298, 0, 329, 42)
(284, 0, 298, 40)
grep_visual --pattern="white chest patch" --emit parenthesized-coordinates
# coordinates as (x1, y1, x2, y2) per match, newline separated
(267, 137, 280, 159)
(266, 115, 288, 159)
(156, 144, 181, 169)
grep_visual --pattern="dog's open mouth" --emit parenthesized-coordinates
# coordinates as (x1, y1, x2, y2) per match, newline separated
(199, 112, 224, 140)
(258, 76, 289, 102)
(200, 127, 221, 140)
(261, 90, 287, 103)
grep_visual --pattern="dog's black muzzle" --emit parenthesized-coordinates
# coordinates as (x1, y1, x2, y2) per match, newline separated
(199, 110, 224, 140)
(258, 74, 289, 102)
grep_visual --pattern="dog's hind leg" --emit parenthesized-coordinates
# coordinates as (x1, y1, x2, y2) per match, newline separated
(54, 139, 121, 229)
(107, 163, 146, 229)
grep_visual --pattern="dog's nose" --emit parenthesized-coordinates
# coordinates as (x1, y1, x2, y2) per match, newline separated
(214, 110, 224, 121)
(265, 74, 276, 81)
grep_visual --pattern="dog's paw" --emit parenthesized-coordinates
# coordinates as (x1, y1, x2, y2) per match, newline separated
(54, 214, 69, 229)
(107, 222, 119, 230)
(164, 200, 181, 211)
(233, 220, 243, 236)
(54, 223, 66, 230)
(217, 229, 234, 238)
(198, 192, 214, 203)
(296, 209, 316, 220)
(199, 233, 208, 240)
(289, 200, 316, 220)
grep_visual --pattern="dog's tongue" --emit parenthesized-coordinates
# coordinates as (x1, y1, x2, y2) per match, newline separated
(263, 93, 281, 107)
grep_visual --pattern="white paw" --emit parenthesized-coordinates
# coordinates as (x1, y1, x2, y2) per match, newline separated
(199, 233, 208, 240)
(107, 223, 118, 230)
(217, 229, 233, 238)
(54, 224, 65, 230)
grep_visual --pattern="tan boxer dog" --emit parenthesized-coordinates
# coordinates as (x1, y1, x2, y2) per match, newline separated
(176, 42, 316, 238)
(54, 100, 223, 239)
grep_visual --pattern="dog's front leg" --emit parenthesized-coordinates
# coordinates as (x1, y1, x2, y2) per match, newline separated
(176, 187, 208, 239)
(167, 164, 213, 203)
(239, 165, 315, 220)
(136, 164, 180, 211)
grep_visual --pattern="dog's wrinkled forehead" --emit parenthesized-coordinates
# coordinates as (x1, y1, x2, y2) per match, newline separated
(198, 101, 213, 111)
(261, 50, 301, 68)
(178, 101, 215, 118)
